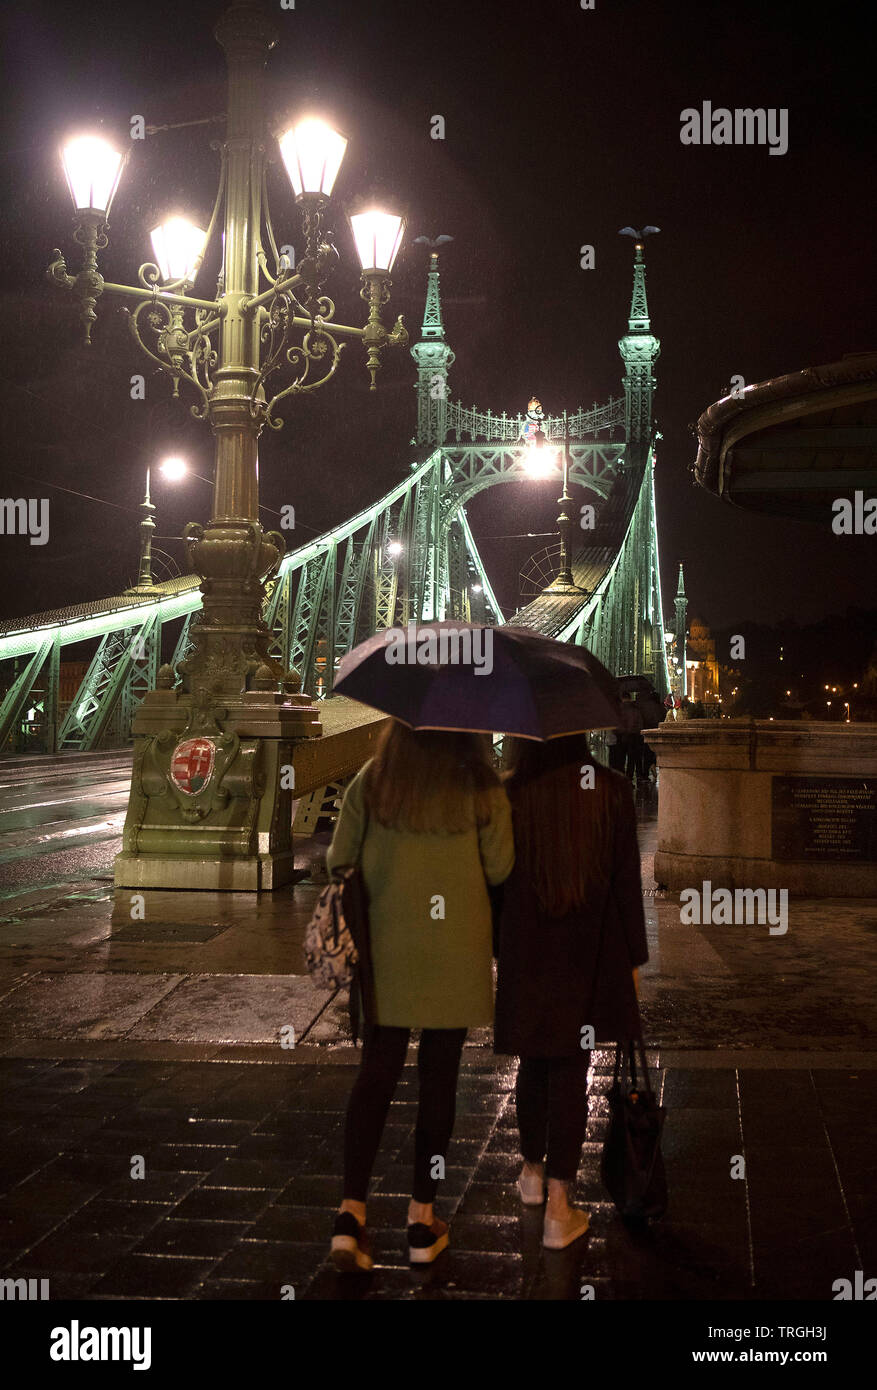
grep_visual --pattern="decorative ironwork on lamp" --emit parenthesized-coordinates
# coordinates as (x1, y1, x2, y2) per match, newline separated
(47, 116, 408, 416)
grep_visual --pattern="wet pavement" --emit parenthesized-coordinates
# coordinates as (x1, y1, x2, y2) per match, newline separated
(0, 752, 129, 904)
(0, 755, 875, 1300)
(1, 1050, 874, 1301)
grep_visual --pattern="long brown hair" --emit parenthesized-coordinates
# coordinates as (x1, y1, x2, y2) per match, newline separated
(505, 734, 618, 917)
(364, 720, 502, 833)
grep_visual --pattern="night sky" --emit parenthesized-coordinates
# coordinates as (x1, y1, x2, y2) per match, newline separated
(0, 0, 874, 635)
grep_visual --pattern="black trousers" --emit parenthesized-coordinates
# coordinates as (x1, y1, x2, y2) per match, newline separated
(343, 1024, 467, 1203)
(607, 739, 627, 772)
(625, 734, 644, 780)
(515, 1052, 590, 1182)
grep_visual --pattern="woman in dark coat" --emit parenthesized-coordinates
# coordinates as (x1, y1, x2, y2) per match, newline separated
(494, 733, 648, 1249)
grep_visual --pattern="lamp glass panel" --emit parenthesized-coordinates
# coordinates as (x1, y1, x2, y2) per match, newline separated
(61, 136, 124, 214)
(350, 211, 405, 272)
(279, 120, 347, 197)
(150, 217, 207, 282)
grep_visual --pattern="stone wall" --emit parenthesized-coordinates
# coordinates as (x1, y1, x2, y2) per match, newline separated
(644, 720, 877, 896)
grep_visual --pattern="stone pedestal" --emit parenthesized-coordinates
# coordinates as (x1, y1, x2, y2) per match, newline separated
(114, 688, 322, 892)
(644, 720, 877, 896)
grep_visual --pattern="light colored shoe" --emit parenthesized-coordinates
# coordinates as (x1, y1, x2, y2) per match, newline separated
(517, 1163, 546, 1206)
(408, 1217, 449, 1264)
(331, 1211, 374, 1272)
(543, 1206, 590, 1249)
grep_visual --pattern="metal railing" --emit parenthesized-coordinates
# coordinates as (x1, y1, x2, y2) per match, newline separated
(444, 396, 625, 443)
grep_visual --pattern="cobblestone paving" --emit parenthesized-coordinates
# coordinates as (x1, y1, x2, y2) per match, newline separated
(1, 790, 874, 1300)
(0, 1051, 873, 1301)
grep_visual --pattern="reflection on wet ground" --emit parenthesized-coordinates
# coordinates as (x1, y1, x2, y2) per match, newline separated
(0, 762, 874, 1298)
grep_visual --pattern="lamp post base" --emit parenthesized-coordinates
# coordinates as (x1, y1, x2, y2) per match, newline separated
(114, 686, 322, 892)
(113, 849, 298, 892)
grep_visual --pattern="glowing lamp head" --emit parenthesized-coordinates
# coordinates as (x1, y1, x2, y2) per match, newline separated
(150, 217, 207, 284)
(386, 540, 403, 557)
(351, 210, 406, 273)
(279, 119, 347, 199)
(160, 457, 188, 482)
(523, 451, 556, 479)
(61, 135, 124, 217)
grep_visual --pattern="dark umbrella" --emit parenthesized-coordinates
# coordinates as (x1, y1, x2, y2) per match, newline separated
(333, 621, 622, 740)
(616, 674, 666, 728)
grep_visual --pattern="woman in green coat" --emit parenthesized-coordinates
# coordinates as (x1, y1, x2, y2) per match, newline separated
(327, 719, 514, 1272)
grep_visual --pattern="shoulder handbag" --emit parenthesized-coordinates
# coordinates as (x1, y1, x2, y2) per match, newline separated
(600, 941, 667, 1222)
(303, 800, 375, 1045)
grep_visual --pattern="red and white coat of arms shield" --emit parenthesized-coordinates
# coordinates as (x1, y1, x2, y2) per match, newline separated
(170, 737, 217, 796)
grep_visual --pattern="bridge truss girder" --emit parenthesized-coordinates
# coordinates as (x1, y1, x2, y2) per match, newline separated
(441, 442, 624, 522)
(0, 637, 55, 751)
(549, 451, 670, 696)
(58, 613, 160, 752)
(0, 415, 659, 749)
(259, 448, 506, 696)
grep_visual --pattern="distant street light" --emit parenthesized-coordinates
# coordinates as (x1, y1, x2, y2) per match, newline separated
(544, 409, 583, 593)
(159, 457, 190, 483)
(520, 404, 583, 592)
(523, 450, 556, 480)
(158, 456, 214, 487)
(125, 466, 158, 596)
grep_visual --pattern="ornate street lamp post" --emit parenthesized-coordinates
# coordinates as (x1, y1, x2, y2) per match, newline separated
(47, 0, 408, 890)
(531, 409, 583, 595)
(546, 409, 581, 591)
(126, 469, 159, 596)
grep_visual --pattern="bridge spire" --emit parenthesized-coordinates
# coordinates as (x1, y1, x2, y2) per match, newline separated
(674, 561, 688, 697)
(411, 249, 456, 446)
(618, 231, 661, 445)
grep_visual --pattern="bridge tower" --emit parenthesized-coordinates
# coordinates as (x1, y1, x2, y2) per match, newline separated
(411, 252, 456, 445)
(576, 235, 668, 693)
(618, 240, 661, 444)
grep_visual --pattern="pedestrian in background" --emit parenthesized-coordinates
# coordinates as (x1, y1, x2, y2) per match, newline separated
(327, 720, 514, 1272)
(620, 691, 645, 782)
(494, 733, 648, 1248)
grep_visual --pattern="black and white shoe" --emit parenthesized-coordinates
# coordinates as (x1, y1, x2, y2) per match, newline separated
(408, 1217, 449, 1264)
(331, 1211, 374, 1272)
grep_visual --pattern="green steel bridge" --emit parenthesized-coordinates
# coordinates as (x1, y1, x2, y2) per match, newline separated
(0, 243, 669, 757)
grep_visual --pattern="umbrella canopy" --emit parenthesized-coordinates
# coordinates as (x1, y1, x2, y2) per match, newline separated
(616, 674, 659, 698)
(616, 674, 666, 729)
(333, 621, 622, 741)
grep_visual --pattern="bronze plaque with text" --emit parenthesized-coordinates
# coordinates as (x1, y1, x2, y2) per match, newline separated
(771, 776, 877, 861)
